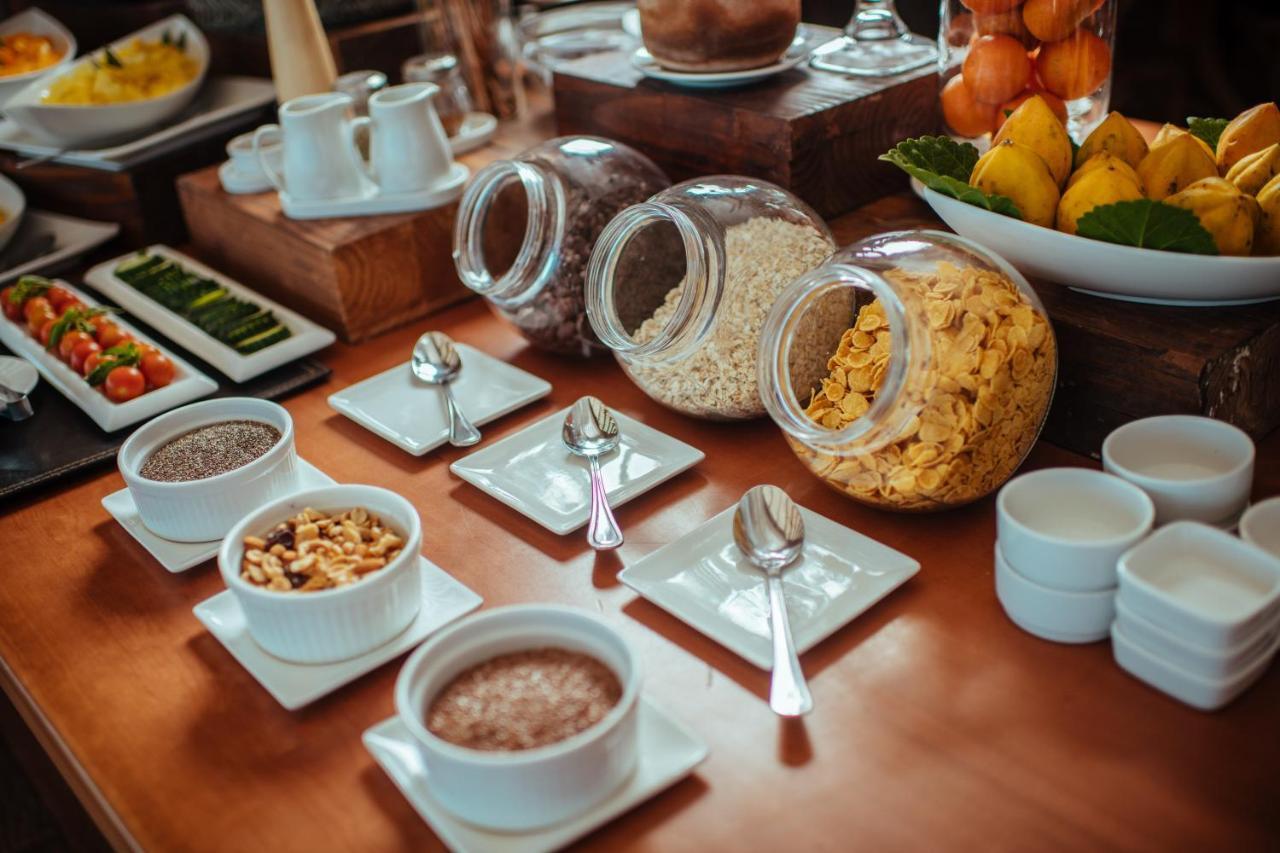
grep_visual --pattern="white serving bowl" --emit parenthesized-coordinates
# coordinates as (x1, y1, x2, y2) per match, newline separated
(1111, 621, 1279, 712)
(994, 542, 1116, 644)
(395, 604, 641, 832)
(1239, 497, 1280, 559)
(0, 172, 26, 253)
(1114, 598, 1279, 683)
(1102, 415, 1255, 527)
(3, 14, 208, 148)
(118, 397, 297, 542)
(1117, 522, 1280, 654)
(0, 8, 77, 107)
(996, 467, 1154, 592)
(218, 484, 423, 664)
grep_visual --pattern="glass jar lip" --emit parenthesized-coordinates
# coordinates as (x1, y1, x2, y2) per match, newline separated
(452, 159, 566, 306)
(585, 199, 719, 363)
(759, 261, 917, 453)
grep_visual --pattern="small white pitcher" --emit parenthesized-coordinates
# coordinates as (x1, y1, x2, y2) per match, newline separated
(355, 82, 454, 196)
(254, 92, 373, 202)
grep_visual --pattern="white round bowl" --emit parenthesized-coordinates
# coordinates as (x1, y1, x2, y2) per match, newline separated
(1239, 497, 1280, 559)
(395, 605, 641, 832)
(996, 467, 1154, 592)
(1103, 415, 1255, 526)
(0, 173, 27, 254)
(0, 8, 77, 108)
(218, 484, 423, 664)
(118, 397, 297, 542)
(995, 542, 1116, 643)
(2, 14, 207, 148)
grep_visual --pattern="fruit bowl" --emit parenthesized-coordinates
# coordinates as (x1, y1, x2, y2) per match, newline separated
(922, 185, 1280, 306)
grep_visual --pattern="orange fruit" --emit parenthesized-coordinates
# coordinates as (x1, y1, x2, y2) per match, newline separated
(975, 9, 1035, 46)
(995, 88, 1068, 130)
(962, 34, 1034, 104)
(1021, 0, 1095, 43)
(1036, 28, 1111, 101)
(960, 0, 1025, 14)
(941, 75, 999, 138)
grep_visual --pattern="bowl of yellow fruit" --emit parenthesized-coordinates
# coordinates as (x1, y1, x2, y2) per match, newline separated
(885, 99, 1280, 306)
(3, 14, 207, 148)
(0, 8, 77, 107)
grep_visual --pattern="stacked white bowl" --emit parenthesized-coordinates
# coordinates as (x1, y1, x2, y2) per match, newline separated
(995, 468, 1155, 644)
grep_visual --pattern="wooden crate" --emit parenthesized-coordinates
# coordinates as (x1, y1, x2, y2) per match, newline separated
(177, 165, 471, 343)
(551, 48, 939, 219)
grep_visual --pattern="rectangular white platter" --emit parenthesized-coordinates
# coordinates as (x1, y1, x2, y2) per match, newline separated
(0, 211, 119, 284)
(0, 279, 217, 431)
(85, 245, 336, 383)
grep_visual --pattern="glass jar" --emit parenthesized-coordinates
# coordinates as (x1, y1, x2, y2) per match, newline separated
(586, 176, 836, 420)
(453, 136, 669, 357)
(758, 230, 1057, 511)
(938, 0, 1117, 142)
(402, 53, 473, 137)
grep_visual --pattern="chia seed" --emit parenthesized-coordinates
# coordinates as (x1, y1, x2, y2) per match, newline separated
(139, 420, 281, 483)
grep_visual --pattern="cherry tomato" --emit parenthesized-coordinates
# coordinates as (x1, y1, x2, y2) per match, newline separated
(70, 339, 101, 374)
(0, 286, 22, 322)
(37, 317, 57, 347)
(24, 296, 53, 332)
(140, 351, 175, 388)
(46, 286, 75, 313)
(59, 330, 93, 361)
(82, 351, 106, 378)
(104, 366, 145, 403)
(94, 320, 127, 349)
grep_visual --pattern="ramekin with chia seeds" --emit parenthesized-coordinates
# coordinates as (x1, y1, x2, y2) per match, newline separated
(118, 397, 297, 542)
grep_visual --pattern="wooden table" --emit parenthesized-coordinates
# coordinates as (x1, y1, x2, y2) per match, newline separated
(2, 161, 1278, 853)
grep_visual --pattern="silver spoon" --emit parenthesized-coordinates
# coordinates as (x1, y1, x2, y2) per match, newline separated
(733, 484, 812, 717)
(411, 331, 481, 447)
(562, 396, 624, 550)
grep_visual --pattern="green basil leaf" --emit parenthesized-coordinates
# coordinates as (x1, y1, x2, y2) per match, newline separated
(10, 275, 52, 305)
(86, 359, 119, 386)
(1186, 117, 1229, 153)
(1075, 199, 1219, 254)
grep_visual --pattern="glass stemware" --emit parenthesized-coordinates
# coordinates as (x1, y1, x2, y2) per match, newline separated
(810, 0, 937, 78)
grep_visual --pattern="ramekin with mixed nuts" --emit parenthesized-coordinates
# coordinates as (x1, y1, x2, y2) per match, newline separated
(240, 505, 404, 592)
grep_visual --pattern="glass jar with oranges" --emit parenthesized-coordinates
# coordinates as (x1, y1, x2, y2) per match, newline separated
(939, 0, 1117, 143)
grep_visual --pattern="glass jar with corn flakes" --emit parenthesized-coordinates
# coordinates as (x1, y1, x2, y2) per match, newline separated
(758, 230, 1057, 512)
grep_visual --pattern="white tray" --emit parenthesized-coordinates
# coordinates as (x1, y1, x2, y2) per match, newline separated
(0, 279, 216, 431)
(278, 162, 469, 220)
(84, 245, 335, 383)
(0, 210, 119, 284)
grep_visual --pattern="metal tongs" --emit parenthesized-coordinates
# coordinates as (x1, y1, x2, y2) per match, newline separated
(0, 378, 33, 421)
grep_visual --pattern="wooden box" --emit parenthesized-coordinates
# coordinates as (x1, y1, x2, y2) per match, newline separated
(177, 165, 471, 344)
(551, 48, 938, 219)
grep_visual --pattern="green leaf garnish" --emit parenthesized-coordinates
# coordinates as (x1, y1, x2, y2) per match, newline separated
(176, 32, 187, 51)
(1187, 117, 1229, 153)
(103, 47, 123, 68)
(1075, 200, 1219, 255)
(86, 342, 141, 386)
(879, 136, 1022, 219)
(9, 275, 51, 305)
(45, 306, 106, 352)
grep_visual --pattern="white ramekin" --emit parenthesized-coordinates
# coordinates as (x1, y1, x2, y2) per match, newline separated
(1239, 497, 1280, 559)
(1114, 598, 1279, 683)
(994, 542, 1116, 644)
(218, 484, 423, 664)
(118, 397, 298, 542)
(996, 467, 1154, 592)
(395, 605, 641, 832)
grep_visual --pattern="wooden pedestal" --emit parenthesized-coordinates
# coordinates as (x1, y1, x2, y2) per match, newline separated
(551, 48, 939, 219)
(177, 165, 471, 344)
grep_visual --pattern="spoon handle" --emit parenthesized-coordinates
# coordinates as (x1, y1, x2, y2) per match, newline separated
(442, 385, 481, 447)
(766, 572, 812, 717)
(586, 454, 623, 550)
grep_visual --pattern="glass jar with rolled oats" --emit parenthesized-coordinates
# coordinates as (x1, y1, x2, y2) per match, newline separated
(758, 230, 1057, 512)
(585, 176, 836, 420)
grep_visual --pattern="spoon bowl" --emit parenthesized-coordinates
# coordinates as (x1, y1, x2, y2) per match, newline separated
(411, 331, 480, 447)
(562, 396, 624, 550)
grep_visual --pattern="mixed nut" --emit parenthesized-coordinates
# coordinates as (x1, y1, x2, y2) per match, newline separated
(240, 506, 404, 592)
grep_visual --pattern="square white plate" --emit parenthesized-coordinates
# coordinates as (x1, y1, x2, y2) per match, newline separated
(618, 503, 920, 670)
(85, 245, 337, 382)
(450, 407, 704, 535)
(0, 210, 119, 284)
(193, 557, 482, 710)
(101, 458, 335, 574)
(0, 279, 217, 431)
(328, 345, 551, 456)
(364, 696, 707, 853)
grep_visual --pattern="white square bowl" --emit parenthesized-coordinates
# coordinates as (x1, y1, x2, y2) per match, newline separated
(1117, 522, 1280, 653)
(1114, 598, 1279, 683)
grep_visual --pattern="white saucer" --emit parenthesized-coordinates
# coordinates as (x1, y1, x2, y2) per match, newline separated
(328, 344, 552, 456)
(279, 162, 471, 220)
(193, 556, 482, 710)
(0, 355, 37, 395)
(101, 458, 335, 574)
(218, 160, 274, 195)
(450, 406, 704, 535)
(364, 696, 708, 853)
(449, 112, 497, 156)
(618, 502, 920, 670)
(630, 27, 819, 89)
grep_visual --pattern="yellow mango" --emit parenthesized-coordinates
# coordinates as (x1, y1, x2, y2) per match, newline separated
(1225, 143, 1280, 196)
(1075, 112, 1149, 171)
(969, 138, 1061, 228)
(1165, 177, 1261, 256)
(1136, 133, 1218, 201)
(1256, 173, 1280, 255)
(992, 94, 1073, 187)
(1067, 152, 1141, 192)
(1151, 123, 1216, 162)
(1216, 102, 1280, 173)
(1057, 160, 1144, 235)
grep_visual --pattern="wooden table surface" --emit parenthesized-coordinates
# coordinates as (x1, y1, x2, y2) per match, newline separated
(2, 132, 1278, 852)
